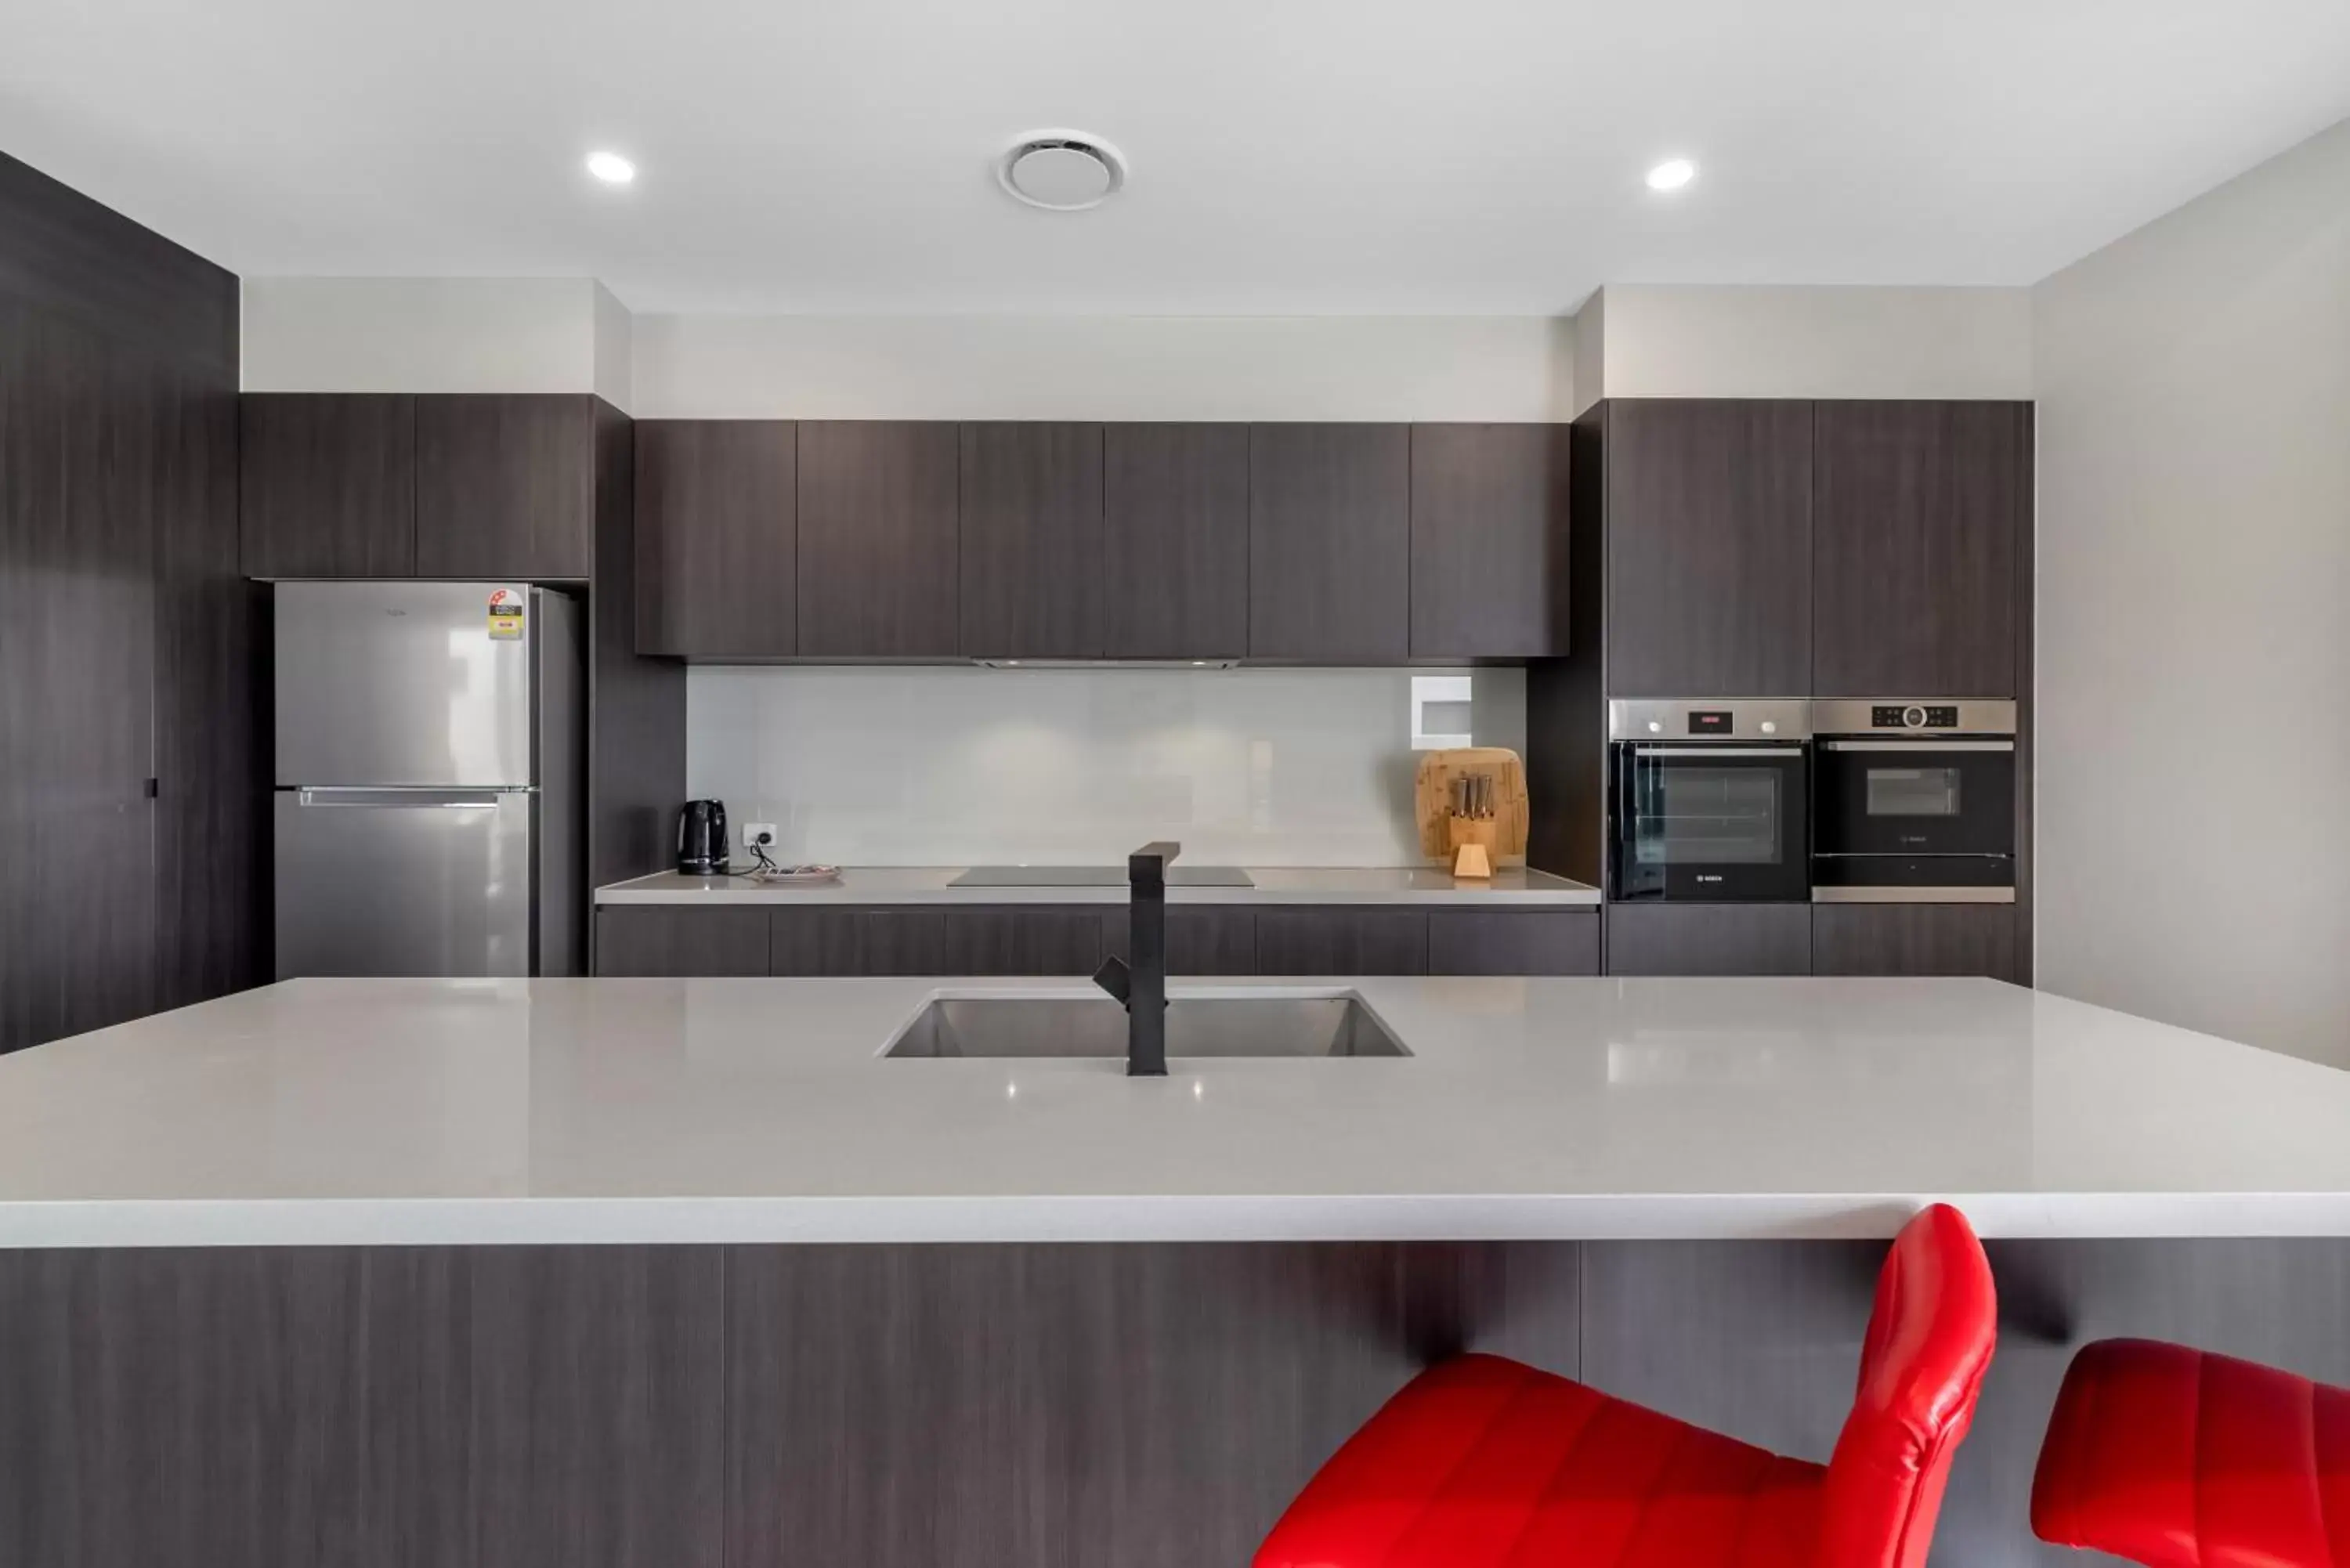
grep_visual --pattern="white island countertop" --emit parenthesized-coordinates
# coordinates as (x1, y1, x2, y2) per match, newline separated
(4, 976, 2348, 1248)
(595, 866, 1601, 906)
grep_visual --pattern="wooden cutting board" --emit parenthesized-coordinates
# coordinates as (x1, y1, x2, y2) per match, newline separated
(1413, 747, 1529, 865)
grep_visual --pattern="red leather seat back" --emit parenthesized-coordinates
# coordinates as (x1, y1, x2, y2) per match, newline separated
(1817, 1204, 1999, 1568)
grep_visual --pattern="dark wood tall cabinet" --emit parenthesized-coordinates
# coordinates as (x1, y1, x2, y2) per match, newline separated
(1, 152, 257, 1053)
(958, 421, 1105, 659)
(239, 393, 416, 577)
(1812, 399, 2030, 697)
(1410, 423, 1571, 659)
(634, 420, 797, 656)
(795, 421, 960, 658)
(414, 393, 596, 579)
(1247, 423, 1411, 663)
(1102, 422, 1250, 659)
(1602, 400, 1813, 696)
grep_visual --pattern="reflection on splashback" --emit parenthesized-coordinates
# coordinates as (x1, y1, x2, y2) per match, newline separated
(687, 666, 1528, 866)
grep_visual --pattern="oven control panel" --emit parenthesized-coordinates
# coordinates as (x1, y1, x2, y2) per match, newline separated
(1871, 703, 1961, 729)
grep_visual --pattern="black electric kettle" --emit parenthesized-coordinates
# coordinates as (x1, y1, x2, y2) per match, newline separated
(677, 800, 728, 876)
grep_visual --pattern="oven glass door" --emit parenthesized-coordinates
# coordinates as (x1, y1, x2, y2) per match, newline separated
(1813, 741, 2016, 858)
(1611, 745, 1810, 901)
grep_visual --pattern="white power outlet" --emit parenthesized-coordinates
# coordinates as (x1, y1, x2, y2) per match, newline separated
(743, 822, 779, 850)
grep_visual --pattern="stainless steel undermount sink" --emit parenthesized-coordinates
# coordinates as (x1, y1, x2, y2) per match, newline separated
(883, 992, 1411, 1060)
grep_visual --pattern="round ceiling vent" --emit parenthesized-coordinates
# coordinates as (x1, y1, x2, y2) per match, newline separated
(996, 131, 1127, 211)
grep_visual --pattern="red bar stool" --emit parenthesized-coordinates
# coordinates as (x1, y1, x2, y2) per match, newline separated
(1254, 1204, 1998, 1568)
(2031, 1338, 2350, 1566)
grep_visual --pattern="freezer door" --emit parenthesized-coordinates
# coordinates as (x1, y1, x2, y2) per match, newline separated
(276, 581, 533, 787)
(275, 789, 535, 978)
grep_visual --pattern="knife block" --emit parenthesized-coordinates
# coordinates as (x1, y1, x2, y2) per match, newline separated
(1414, 749, 1530, 869)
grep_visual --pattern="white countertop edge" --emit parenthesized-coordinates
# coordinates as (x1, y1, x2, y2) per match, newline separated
(7, 1192, 2348, 1249)
(595, 888, 1603, 907)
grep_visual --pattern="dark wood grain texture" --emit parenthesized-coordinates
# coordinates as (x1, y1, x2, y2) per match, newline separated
(1254, 908, 1429, 976)
(1812, 400, 2028, 697)
(1101, 906, 1260, 976)
(1812, 904, 2021, 982)
(239, 394, 417, 577)
(959, 421, 1104, 658)
(0, 304, 160, 1052)
(795, 421, 960, 656)
(1248, 424, 1411, 662)
(594, 907, 770, 976)
(2012, 407, 2037, 985)
(1101, 423, 1251, 659)
(1409, 424, 1571, 658)
(940, 907, 1108, 974)
(0, 151, 237, 379)
(770, 908, 949, 976)
(1604, 400, 1813, 696)
(1524, 406, 1611, 887)
(1426, 910, 1600, 975)
(587, 401, 685, 891)
(633, 420, 795, 656)
(1603, 903, 1813, 976)
(414, 394, 595, 580)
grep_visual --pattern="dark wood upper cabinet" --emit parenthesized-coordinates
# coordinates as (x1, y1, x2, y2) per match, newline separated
(239, 392, 416, 578)
(1102, 423, 1250, 659)
(1410, 424, 1571, 658)
(1248, 423, 1411, 663)
(795, 421, 960, 657)
(414, 393, 595, 579)
(1604, 400, 1813, 696)
(958, 421, 1104, 659)
(634, 420, 797, 656)
(1813, 400, 2029, 697)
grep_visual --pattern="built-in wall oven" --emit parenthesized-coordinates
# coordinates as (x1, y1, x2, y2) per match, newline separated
(1810, 700, 2018, 901)
(1607, 699, 1811, 901)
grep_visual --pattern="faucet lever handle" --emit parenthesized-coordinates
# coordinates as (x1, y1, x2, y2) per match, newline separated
(1091, 956, 1133, 1008)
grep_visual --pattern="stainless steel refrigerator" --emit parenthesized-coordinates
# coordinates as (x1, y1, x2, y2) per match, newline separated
(273, 582, 584, 979)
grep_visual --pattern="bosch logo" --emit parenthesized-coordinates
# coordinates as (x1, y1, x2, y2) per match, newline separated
(1696, 874, 1724, 883)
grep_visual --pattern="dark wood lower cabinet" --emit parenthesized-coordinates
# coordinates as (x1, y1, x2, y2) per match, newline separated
(771, 908, 948, 977)
(1603, 903, 1814, 977)
(1426, 911, 1599, 976)
(1101, 907, 1259, 977)
(6, 1238, 2344, 1568)
(940, 908, 1108, 975)
(594, 907, 771, 977)
(1254, 908, 1429, 976)
(1812, 903, 2021, 983)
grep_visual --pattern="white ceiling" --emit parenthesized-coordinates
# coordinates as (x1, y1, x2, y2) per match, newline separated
(5, 0, 2348, 314)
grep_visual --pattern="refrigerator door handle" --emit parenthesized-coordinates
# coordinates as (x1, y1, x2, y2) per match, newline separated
(294, 787, 533, 809)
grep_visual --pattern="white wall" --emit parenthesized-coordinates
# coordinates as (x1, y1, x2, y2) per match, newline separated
(1581, 284, 2033, 405)
(2034, 118, 2350, 1068)
(241, 277, 615, 399)
(630, 314, 1574, 421)
(688, 666, 1525, 867)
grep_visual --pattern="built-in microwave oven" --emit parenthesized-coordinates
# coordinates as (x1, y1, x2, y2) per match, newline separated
(1809, 700, 2018, 901)
(1607, 699, 1812, 902)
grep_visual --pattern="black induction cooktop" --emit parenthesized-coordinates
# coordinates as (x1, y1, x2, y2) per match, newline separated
(949, 865, 1255, 888)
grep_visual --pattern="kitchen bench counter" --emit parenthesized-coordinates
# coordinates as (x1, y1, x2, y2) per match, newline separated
(3, 975, 2346, 1247)
(595, 865, 1601, 906)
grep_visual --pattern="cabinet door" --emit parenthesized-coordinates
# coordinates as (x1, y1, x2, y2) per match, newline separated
(1248, 424, 1410, 662)
(771, 909, 948, 976)
(1410, 424, 1571, 658)
(635, 420, 795, 656)
(1605, 401, 1813, 696)
(959, 422, 1104, 659)
(1603, 904, 1812, 976)
(239, 393, 415, 577)
(594, 907, 771, 976)
(1813, 401, 2028, 697)
(796, 421, 960, 657)
(1427, 911, 1599, 976)
(1102, 423, 1250, 659)
(1101, 907, 1259, 977)
(414, 394, 594, 579)
(1254, 909, 1429, 976)
(1812, 904, 2019, 982)
(942, 909, 1108, 975)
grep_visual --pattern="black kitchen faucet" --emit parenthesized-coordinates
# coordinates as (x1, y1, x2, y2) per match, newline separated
(1091, 840, 1177, 1076)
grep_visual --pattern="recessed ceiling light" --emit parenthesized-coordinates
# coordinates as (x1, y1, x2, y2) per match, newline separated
(585, 150, 637, 185)
(996, 130, 1127, 211)
(1645, 157, 1697, 193)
